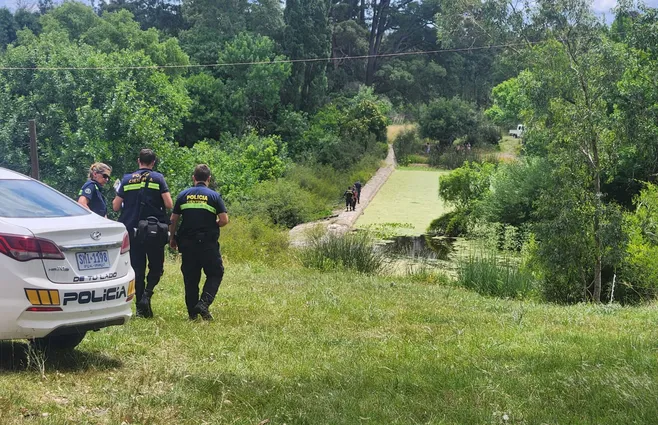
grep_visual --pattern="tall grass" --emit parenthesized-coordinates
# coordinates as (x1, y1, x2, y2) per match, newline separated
(298, 230, 386, 274)
(220, 216, 293, 266)
(458, 251, 535, 299)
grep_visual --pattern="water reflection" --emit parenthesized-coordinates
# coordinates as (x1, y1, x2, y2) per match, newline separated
(380, 234, 456, 260)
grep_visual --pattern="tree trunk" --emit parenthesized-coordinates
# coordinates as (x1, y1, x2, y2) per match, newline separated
(592, 146, 602, 302)
(366, 0, 389, 85)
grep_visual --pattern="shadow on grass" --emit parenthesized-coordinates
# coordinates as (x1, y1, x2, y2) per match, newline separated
(0, 340, 122, 372)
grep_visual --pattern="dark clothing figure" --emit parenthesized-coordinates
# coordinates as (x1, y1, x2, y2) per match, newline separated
(78, 180, 107, 217)
(344, 189, 354, 211)
(351, 188, 357, 210)
(117, 169, 169, 230)
(354, 181, 362, 204)
(172, 182, 228, 319)
(116, 168, 171, 316)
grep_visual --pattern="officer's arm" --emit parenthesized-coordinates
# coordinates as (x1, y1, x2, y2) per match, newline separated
(169, 213, 180, 250)
(217, 213, 229, 227)
(162, 192, 173, 210)
(77, 196, 90, 209)
(112, 195, 123, 212)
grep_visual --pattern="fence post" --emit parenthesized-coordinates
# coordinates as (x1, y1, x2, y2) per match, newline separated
(28, 119, 39, 180)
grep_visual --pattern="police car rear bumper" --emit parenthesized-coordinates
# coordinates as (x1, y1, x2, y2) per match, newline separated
(0, 271, 135, 340)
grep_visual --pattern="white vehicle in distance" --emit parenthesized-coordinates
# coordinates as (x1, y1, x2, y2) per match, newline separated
(0, 167, 135, 350)
(509, 124, 525, 138)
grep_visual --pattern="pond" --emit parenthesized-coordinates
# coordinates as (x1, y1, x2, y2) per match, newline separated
(378, 234, 457, 260)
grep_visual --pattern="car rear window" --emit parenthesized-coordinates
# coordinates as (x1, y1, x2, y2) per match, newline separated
(0, 180, 89, 218)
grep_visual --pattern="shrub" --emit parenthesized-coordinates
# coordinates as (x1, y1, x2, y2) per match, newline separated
(438, 161, 496, 210)
(427, 210, 468, 237)
(221, 216, 292, 266)
(419, 97, 478, 146)
(299, 230, 386, 274)
(479, 158, 549, 227)
(235, 179, 328, 228)
(473, 123, 502, 145)
(393, 128, 423, 165)
(618, 183, 658, 303)
(457, 251, 535, 299)
(407, 154, 428, 164)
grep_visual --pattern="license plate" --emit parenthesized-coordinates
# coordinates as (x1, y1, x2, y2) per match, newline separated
(76, 251, 110, 271)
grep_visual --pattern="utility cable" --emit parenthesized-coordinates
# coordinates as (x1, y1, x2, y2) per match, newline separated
(0, 41, 539, 71)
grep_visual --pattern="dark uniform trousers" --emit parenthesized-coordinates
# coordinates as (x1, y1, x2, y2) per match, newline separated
(129, 231, 165, 302)
(179, 238, 224, 315)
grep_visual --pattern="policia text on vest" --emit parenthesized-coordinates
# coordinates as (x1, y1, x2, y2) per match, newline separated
(112, 149, 174, 318)
(169, 164, 229, 321)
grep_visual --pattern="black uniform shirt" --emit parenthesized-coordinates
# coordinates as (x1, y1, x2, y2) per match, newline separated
(78, 180, 107, 217)
(173, 183, 227, 240)
(116, 168, 170, 230)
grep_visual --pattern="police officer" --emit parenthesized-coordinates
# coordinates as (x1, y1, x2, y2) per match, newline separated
(77, 162, 112, 217)
(169, 164, 228, 321)
(113, 148, 173, 318)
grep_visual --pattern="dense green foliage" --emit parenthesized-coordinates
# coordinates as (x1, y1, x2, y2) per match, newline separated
(423, 0, 658, 305)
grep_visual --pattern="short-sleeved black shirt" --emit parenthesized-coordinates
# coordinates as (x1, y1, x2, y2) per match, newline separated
(78, 180, 107, 217)
(173, 183, 227, 241)
(116, 168, 170, 230)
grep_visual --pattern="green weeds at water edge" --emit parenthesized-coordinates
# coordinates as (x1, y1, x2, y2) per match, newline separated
(298, 229, 386, 274)
(458, 251, 536, 299)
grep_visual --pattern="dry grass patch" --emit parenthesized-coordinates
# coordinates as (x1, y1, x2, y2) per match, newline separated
(387, 124, 416, 143)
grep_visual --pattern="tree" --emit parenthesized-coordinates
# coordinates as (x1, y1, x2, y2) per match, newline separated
(99, 0, 188, 36)
(418, 97, 477, 146)
(0, 8, 17, 49)
(282, 0, 331, 112)
(179, 0, 249, 64)
(518, 11, 627, 302)
(0, 8, 191, 197)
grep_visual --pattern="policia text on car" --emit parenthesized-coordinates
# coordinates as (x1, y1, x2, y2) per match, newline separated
(169, 164, 229, 321)
(113, 149, 173, 318)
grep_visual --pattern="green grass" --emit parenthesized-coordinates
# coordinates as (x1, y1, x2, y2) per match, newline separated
(356, 168, 451, 235)
(1, 261, 658, 424)
(458, 251, 536, 299)
(298, 229, 387, 273)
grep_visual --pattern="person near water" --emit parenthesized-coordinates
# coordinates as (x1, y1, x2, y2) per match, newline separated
(344, 187, 354, 211)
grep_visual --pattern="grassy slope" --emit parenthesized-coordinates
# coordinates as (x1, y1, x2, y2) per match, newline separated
(356, 168, 450, 235)
(1, 262, 657, 424)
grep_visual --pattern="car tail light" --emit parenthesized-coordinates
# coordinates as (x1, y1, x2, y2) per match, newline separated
(26, 306, 63, 312)
(120, 231, 130, 254)
(0, 234, 65, 261)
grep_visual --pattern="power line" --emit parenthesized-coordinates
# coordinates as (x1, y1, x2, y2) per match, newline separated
(0, 41, 537, 71)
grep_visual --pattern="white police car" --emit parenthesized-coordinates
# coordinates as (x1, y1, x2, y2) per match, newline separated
(0, 167, 134, 350)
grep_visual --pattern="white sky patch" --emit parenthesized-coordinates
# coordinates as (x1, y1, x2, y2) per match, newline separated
(591, 0, 618, 13)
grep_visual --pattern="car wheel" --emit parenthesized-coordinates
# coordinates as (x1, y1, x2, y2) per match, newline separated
(31, 331, 87, 351)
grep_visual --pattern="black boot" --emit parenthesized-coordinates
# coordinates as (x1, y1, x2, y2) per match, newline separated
(193, 300, 213, 321)
(136, 291, 153, 318)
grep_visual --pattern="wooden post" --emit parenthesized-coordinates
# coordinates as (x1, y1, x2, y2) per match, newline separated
(28, 119, 39, 180)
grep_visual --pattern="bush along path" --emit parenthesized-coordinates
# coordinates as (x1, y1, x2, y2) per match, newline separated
(289, 144, 396, 246)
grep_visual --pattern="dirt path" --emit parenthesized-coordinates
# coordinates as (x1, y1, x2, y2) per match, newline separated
(288, 145, 396, 246)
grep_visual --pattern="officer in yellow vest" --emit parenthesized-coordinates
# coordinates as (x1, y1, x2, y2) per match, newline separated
(169, 164, 229, 320)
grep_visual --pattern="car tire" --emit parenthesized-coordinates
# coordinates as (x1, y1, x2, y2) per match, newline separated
(31, 331, 87, 351)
